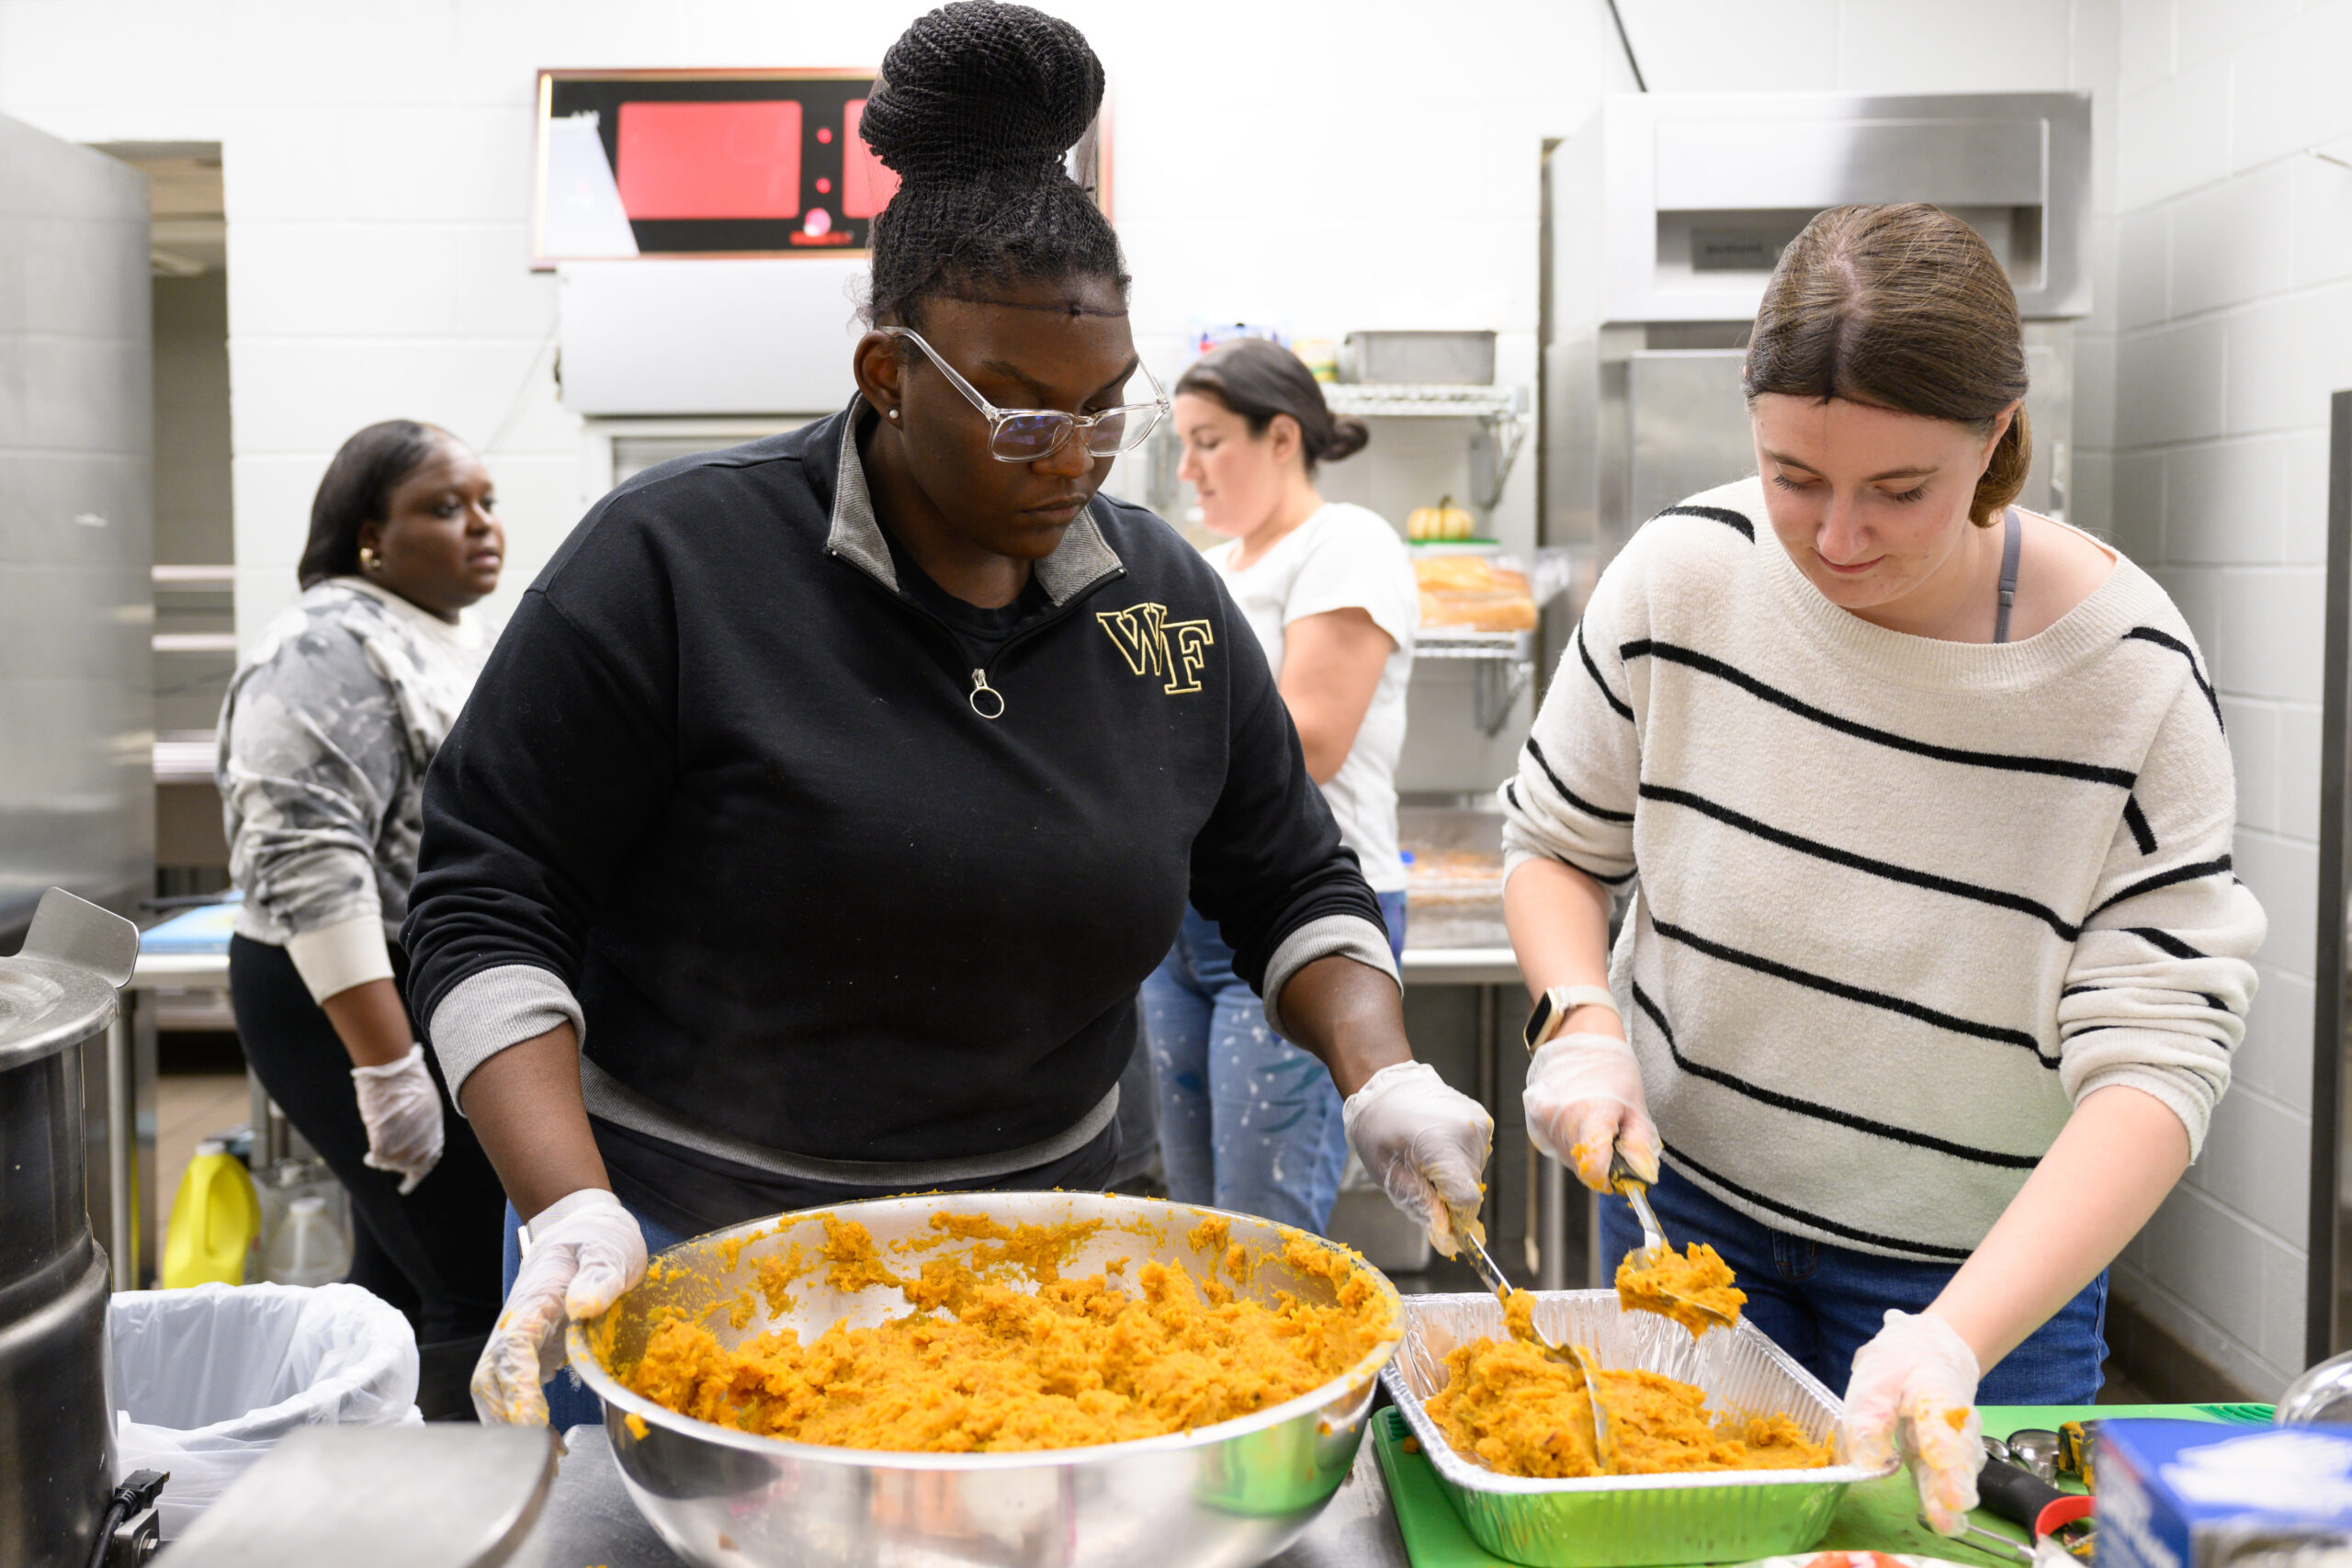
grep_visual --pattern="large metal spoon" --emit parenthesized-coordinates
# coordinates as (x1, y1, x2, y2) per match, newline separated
(1452, 1219, 1613, 1472)
(1608, 1151, 1739, 1336)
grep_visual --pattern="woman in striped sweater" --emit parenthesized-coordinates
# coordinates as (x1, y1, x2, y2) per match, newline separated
(1502, 204, 2263, 1532)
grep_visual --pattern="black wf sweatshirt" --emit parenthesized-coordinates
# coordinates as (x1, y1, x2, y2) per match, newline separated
(402, 403, 1394, 1224)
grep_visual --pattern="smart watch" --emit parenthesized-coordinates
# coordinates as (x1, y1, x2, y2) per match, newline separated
(1523, 984, 1622, 1054)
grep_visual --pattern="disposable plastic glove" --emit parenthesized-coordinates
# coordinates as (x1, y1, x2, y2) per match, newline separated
(1342, 1061, 1494, 1258)
(471, 1188, 648, 1427)
(1522, 1031, 1660, 1193)
(350, 1043, 445, 1195)
(1845, 1307, 1984, 1535)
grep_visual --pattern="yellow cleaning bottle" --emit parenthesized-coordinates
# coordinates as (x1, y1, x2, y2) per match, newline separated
(162, 1138, 262, 1288)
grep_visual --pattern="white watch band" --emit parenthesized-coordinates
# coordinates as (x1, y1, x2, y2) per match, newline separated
(1533, 984, 1621, 1050)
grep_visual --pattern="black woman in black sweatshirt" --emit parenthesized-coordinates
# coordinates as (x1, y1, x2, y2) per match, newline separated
(401, 2, 1492, 1427)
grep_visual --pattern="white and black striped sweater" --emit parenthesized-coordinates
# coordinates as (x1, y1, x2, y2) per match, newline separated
(1500, 477, 2265, 1263)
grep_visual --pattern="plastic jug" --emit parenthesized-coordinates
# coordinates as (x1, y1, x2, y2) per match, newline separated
(263, 1194, 351, 1287)
(161, 1139, 263, 1289)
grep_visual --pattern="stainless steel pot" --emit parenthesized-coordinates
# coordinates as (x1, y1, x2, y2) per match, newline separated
(0, 888, 139, 1563)
(568, 1191, 1406, 1568)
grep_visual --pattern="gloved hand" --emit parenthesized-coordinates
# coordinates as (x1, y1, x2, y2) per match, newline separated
(1845, 1308, 1984, 1535)
(471, 1188, 648, 1426)
(1522, 1031, 1660, 1193)
(350, 1043, 445, 1195)
(1341, 1060, 1494, 1258)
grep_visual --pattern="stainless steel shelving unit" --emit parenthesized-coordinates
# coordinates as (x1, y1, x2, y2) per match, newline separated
(1414, 628, 1535, 737)
(1320, 383, 1532, 511)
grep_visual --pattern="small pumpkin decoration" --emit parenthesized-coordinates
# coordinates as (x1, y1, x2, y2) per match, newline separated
(1407, 495, 1476, 542)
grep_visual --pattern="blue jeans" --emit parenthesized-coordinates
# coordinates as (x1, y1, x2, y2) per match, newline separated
(1600, 1161, 2108, 1404)
(503, 1198, 690, 1434)
(1141, 892, 1409, 1235)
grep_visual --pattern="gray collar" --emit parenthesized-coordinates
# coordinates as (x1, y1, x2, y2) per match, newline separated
(826, 405, 1123, 605)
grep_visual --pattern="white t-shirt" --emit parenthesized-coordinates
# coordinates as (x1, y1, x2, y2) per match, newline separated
(1206, 502, 1417, 892)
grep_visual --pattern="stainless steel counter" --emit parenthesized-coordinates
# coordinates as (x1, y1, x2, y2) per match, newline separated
(506, 1424, 1413, 1568)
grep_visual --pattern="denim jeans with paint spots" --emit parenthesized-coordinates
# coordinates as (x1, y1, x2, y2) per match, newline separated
(1139, 893, 1408, 1235)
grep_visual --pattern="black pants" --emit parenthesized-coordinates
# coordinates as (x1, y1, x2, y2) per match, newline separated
(228, 935, 504, 1348)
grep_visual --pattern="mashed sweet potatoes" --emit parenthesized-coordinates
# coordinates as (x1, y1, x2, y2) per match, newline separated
(607, 1211, 1395, 1453)
(1614, 1242, 1746, 1337)
(1427, 1335, 1830, 1479)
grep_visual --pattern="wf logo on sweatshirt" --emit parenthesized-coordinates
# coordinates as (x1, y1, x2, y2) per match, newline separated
(1096, 603, 1214, 694)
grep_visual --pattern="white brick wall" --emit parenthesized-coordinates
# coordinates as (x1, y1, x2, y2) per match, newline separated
(2100, 0, 2352, 1399)
(2, 0, 2331, 1393)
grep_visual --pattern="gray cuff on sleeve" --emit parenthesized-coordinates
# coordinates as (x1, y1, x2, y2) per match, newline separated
(1262, 912, 1402, 1038)
(426, 964, 584, 1112)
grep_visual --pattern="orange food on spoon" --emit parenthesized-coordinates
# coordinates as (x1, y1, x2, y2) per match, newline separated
(1614, 1242, 1746, 1337)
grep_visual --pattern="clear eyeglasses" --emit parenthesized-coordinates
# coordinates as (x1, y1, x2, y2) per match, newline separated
(877, 325, 1170, 463)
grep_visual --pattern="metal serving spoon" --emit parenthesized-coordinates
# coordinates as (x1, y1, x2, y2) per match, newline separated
(1609, 1150, 1739, 1335)
(1451, 1214, 1613, 1472)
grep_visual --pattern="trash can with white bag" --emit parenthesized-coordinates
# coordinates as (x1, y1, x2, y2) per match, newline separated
(108, 1280, 422, 1539)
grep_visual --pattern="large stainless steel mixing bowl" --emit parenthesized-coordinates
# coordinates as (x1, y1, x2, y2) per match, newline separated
(566, 1190, 1404, 1568)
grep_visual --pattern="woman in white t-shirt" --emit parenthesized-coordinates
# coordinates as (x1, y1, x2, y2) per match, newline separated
(1138, 337, 1419, 1232)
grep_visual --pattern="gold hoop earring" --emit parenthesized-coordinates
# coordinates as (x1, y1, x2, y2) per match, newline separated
(359, 547, 380, 572)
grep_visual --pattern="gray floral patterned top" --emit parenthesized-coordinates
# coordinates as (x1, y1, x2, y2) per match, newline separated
(219, 578, 494, 998)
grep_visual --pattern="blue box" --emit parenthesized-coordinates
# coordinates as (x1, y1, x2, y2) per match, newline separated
(2097, 1419, 2352, 1568)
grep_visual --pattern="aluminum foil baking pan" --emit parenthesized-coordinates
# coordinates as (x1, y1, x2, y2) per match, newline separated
(1380, 1292, 1897, 1567)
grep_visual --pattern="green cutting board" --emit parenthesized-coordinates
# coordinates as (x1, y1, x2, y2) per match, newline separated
(1369, 1402, 2272, 1568)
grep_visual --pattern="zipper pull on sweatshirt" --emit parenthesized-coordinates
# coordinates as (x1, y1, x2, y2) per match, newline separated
(968, 669, 1005, 719)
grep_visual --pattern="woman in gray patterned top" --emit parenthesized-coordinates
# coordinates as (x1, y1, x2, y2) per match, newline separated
(220, 420, 509, 1415)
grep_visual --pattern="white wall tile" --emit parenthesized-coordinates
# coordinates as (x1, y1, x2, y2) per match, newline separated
(2193, 1085, 2310, 1241)
(2152, 563, 2223, 651)
(2233, 826, 2318, 977)
(1834, 0, 2071, 92)
(2165, 435, 2286, 563)
(0, 0, 231, 115)
(2290, 142, 2352, 290)
(2258, 1229, 2307, 1371)
(2223, 286, 2352, 437)
(2118, 319, 2228, 446)
(2282, 429, 2334, 567)
(2137, 1179, 2281, 1341)
(2114, 449, 2165, 557)
(2175, 0, 2296, 64)
(2167, 163, 2296, 317)
(2116, 207, 2171, 330)
(2213, 567, 2328, 706)
(228, 338, 575, 458)
(2276, 705, 2323, 844)
(2118, 0, 2176, 94)
(2076, 332, 2119, 448)
(2118, 58, 2232, 208)
(2226, 0, 2352, 175)
(1607, 0, 1841, 93)
(225, 107, 537, 224)
(2221, 695, 2279, 832)
(222, 0, 458, 110)
(2073, 449, 2115, 538)
(227, 221, 556, 339)
(2237, 963, 2315, 1111)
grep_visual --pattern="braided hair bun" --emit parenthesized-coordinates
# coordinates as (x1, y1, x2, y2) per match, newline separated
(860, 2, 1128, 325)
(861, 3, 1102, 185)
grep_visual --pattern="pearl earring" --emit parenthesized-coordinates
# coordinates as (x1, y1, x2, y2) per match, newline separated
(888, 409, 900, 422)
(359, 547, 380, 571)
